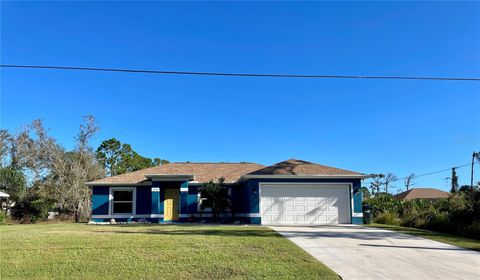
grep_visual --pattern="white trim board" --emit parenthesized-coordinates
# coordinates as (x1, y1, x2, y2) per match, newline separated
(87, 182, 152, 186)
(184, 213, 260, 218)
(91, 213, 259, 219)
(92, 214, 164, 219)
(109, 187, 137, 216)
(144, 174, 194, 181)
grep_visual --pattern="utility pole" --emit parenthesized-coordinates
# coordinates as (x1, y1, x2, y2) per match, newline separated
(451, 168, 458, 193)
(472, 151, 478, 188)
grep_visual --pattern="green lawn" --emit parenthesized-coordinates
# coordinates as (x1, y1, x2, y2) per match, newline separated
(0, 223, 339, 280)
(366, 223, 480, 251)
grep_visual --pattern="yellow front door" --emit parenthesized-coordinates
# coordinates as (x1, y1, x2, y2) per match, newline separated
(164, 188, 179, 221)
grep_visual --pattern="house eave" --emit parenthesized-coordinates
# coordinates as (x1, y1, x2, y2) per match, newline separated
(85, 181, 151, 187)
(144, 174, 194, 181)
(240, 174, 369, 180)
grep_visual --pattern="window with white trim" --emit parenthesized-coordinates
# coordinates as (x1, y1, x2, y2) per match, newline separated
(112, 190, 134, 214)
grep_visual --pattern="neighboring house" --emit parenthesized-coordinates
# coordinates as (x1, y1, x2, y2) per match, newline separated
(0, 191, 9, 199)
(0, 191, 10, 211)
(394, 188, 450, 201)
(87, 159, 368, 225)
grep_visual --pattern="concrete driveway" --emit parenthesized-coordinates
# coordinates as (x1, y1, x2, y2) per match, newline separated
(271, 225, 480, 280)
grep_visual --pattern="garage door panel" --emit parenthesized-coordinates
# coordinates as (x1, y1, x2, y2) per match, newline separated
(260, 184, 351, 225)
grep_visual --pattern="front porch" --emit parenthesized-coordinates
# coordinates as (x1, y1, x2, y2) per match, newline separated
(150, 178, 191, 223)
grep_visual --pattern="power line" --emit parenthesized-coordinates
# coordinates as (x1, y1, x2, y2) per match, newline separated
(397, 163, 472, 181)
(1, 64, 480, 81)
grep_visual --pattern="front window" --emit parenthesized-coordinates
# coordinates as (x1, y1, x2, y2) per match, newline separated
(112, 190, 133, 214)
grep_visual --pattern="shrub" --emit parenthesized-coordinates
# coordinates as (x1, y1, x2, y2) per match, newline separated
(423, 209, 451, 233)
(463, 221, 480, 239)
(365, 193, 402, 217)
(0, 211, 6, 225)
(11, 191, 54, 224)
(373, 211, 402, 226)
(364, 188, 480, 239)
(199, 178, 232, 221)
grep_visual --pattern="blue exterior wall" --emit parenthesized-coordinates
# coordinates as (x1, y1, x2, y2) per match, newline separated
(90, 178, 363, 224)
(151, 181, 161, 219)
(136, 186, 152, 215)
(187, 185, 199, 213)
(92, 186, 109, 215)
(178, 181, 188, 222)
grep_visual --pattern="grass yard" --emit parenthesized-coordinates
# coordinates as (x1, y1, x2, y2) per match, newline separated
(0, 223, 339, 280)
(366, 223, 480, 251)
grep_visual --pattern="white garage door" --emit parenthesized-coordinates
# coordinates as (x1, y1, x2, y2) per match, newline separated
(260, 183, 351, 225)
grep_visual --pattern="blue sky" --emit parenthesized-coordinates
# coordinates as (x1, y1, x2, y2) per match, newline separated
(1, 1, 479, 192)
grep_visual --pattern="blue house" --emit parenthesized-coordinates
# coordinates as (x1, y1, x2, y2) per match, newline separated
(87, 159, 367, 225)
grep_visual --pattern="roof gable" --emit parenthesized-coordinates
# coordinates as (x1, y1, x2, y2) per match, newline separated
(246, 159, 364, 176)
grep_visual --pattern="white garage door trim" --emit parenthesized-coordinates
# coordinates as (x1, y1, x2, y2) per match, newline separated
(259, 182, 353, 225)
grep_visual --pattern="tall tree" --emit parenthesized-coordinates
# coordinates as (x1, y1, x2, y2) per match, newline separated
(369, 174, 385, 196)
(404, 173, 416, 191)
(360, 186, 371, 199)
(1, 117, 105, 222)
(0, 167, 26, 202)
(384, 173, 398, 193)
(451, 168, 459, 193)
(118, 144, 152, 173)
(95, 138, 122, 176)
(96, 138, 168, 176)
(6, 119, 61, 182)
(0, 130, 13, 168)
(48, 116, 105, 222)
(153, 157, 169, 166)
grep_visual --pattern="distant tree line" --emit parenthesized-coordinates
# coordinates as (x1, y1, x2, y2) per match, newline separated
(0, 117, 168, 223)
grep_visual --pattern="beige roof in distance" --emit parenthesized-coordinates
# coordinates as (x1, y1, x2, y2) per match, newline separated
(394, 188, 450, 200)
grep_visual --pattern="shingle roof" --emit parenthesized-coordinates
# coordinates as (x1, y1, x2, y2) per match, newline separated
(88, 162, 265, 184)
(87, 159, 365, 185)
(394, 188, 450, 200)
(246, 159, 364, 176)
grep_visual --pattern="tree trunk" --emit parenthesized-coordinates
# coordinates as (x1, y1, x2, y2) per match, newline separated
(74, 208, 80, 223)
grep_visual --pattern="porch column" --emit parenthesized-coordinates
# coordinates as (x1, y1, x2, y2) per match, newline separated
(179, 181, 189, 221)
(151, 181, 162, 222)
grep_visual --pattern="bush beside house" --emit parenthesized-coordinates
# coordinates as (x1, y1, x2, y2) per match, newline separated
(365, 189, 480, 239)
(10, 189, 55, 223)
